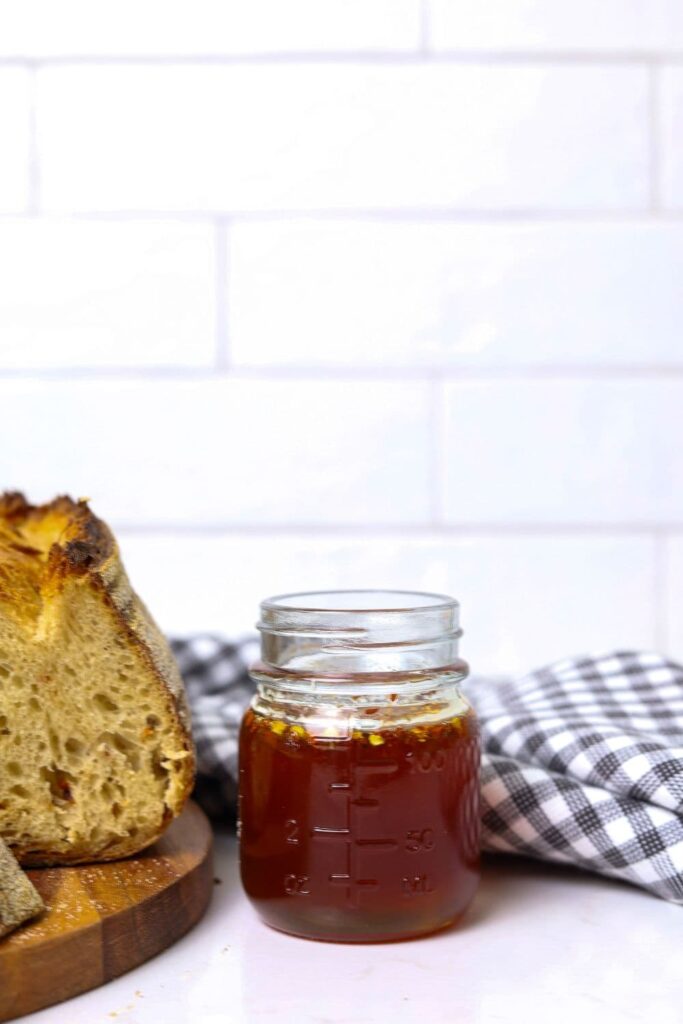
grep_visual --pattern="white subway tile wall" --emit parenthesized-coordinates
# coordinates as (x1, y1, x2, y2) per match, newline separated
(660, 67, 683, 209)
(37, 64, 650, 213)
(0, 68, 31, 214)
(0, 222, 216, 368)
(0, 378, 432, 524)
(229, 221, 683, 368)
(0, 8, 680, 673)
(428, 1, 683, 53)
(664, 536, 683, 659)
(0, 1, 422, 57)
(442, 380, 683, 526)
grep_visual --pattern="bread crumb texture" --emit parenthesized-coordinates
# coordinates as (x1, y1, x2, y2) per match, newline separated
(0, 493, 194, 866)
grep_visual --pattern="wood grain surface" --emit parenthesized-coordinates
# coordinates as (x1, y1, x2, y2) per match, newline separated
(0, 801, 214, 1022)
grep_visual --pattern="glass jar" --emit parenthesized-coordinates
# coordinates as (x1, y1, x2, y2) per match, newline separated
(238, 590, 480, 943)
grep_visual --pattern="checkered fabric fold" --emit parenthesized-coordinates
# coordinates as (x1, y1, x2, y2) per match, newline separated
(171, 638, 683, 904)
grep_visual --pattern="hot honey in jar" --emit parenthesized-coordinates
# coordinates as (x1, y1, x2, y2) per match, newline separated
(238, 591, 480, 943)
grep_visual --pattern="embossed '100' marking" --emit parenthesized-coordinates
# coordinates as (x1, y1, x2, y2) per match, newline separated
(405, 749, 446, 773)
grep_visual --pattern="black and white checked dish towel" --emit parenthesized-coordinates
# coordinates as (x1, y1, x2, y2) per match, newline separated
(172, 638, 683, 905)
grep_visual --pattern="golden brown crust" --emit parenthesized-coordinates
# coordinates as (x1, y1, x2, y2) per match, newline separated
(0, 837, 44, 936)
(0, 492, 195, 865)
(0, 494, 112, 623)
(0, 491, 113, 572)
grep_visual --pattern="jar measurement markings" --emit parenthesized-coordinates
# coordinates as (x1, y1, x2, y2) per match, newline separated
(330, 873, 379, 894)
(304, 756, 403, 907)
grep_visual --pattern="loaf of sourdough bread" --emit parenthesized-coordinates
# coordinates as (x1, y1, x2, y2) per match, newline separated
(0, 493, 194, 866)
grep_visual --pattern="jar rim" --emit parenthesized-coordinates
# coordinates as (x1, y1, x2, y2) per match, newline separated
(257, 590, 463, 677)
(261, 589, 459, 615)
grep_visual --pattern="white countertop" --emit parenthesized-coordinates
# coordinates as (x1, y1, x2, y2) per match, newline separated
(21, 831, 683, 1024)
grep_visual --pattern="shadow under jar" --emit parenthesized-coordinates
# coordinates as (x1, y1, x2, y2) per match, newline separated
(238, 590, 480, 943)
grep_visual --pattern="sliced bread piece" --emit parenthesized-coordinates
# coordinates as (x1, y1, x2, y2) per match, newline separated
(0, 836, 43, 937)
(0, 493, 194, 866)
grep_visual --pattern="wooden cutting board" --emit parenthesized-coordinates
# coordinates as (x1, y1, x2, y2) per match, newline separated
(0, 801, 214, 1023)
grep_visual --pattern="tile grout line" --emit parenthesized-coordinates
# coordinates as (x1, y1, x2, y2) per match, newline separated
(2, 51, 683, 66)
(26, 64, 41, 216)
(2, 365, 683, 382)
(5, 207, 682, 224)
(648, 63, 662, 213)
(653, 531, 669, 652)
(113, 522, 675, 537)
(429, 376, 445, 526)
(419, 0, 431, 57)
(214, 219, 230, 370)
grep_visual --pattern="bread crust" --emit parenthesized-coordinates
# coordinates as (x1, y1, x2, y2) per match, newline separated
(0, 493, 195, 865)
(0, 836, 43, 936)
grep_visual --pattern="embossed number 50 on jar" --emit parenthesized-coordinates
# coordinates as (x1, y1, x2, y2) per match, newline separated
(238, 591, 480, 943)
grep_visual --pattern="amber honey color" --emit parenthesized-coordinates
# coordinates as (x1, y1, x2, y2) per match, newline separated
(238, 706, 480, 942)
